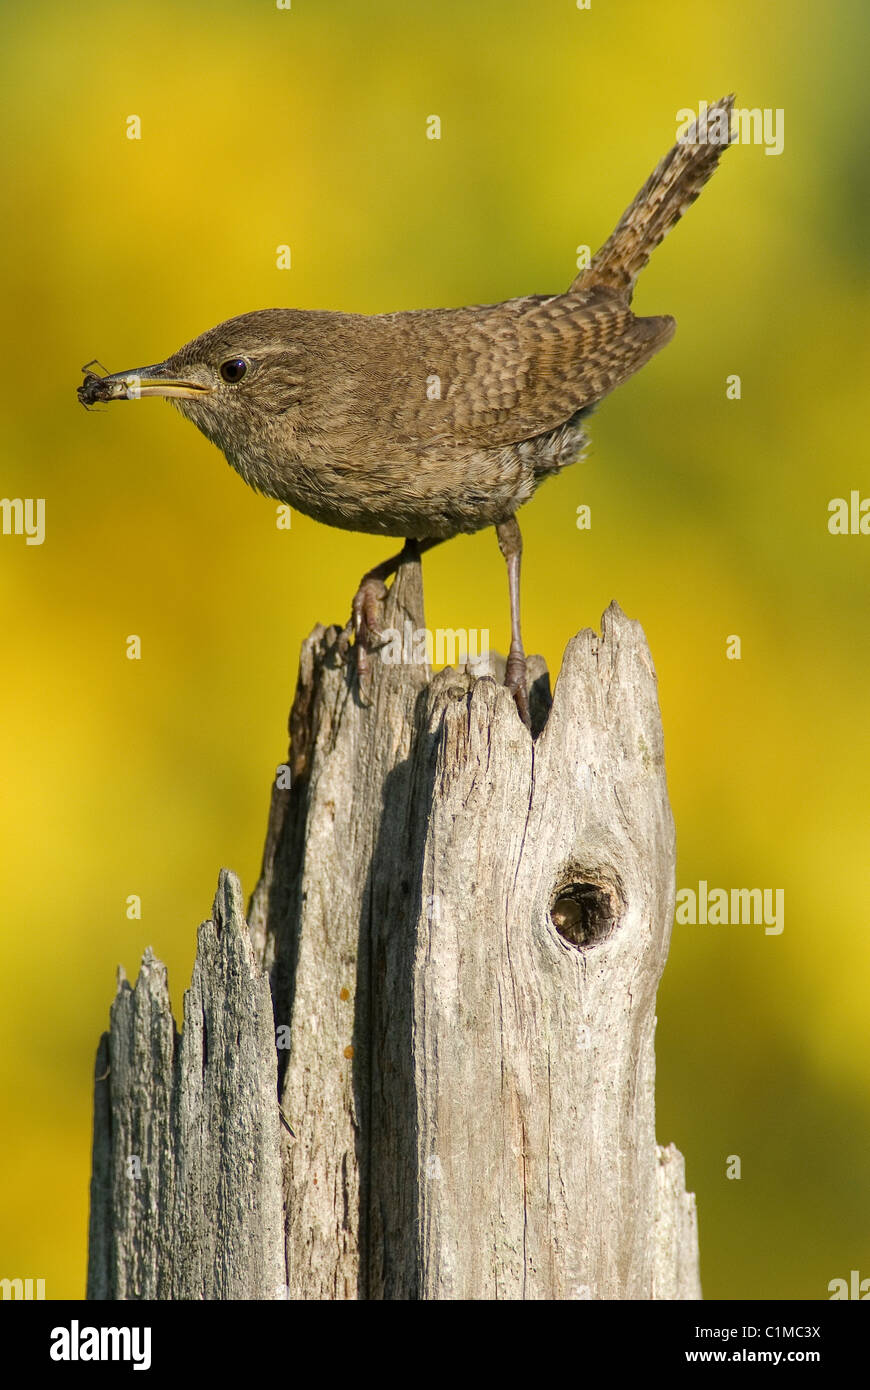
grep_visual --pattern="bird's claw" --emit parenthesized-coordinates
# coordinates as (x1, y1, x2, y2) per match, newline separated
(504, 650, 531, 730)
(343, 574, 390, 701)
(352, 576, 388, 648)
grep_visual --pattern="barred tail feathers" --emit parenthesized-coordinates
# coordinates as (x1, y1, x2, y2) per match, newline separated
(573, 95, 735, 300)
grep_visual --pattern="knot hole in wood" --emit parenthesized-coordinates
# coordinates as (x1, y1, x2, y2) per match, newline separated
(549, 873, 624, 949)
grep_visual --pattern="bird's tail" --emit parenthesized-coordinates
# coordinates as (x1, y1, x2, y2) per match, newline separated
(572, 95, 735, 299)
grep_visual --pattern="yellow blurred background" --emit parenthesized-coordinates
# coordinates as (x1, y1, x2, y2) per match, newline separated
(1, 0, 867, 1300)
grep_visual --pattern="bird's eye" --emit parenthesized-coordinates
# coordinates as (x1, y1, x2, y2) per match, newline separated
(220, 358, 248, 384)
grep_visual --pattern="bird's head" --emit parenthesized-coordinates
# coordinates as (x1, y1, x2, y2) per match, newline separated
(77, 310, 310, 466)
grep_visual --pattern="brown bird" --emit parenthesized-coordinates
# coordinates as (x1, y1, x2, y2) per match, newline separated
(79, 96, 733, 725)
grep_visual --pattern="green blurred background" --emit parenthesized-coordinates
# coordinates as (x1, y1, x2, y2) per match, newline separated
(1, 0, 867, 1300)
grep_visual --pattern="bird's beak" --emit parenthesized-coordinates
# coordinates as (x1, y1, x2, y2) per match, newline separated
(78, 361, 212, 406)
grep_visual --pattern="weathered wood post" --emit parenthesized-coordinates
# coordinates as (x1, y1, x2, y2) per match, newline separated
(87, 553, 700, 1300)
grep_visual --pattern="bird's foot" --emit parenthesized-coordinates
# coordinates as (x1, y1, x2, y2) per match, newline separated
(336, 573, 390, 702)
(504, 649, 531, 730)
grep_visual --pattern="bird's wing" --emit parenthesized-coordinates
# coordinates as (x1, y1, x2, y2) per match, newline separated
(374, 289, 674, 451)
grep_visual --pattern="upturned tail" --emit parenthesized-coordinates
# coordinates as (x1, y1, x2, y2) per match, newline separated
(573, 95, 735, 300)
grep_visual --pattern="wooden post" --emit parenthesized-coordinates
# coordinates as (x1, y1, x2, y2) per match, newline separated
(87, 553, 700, 1300)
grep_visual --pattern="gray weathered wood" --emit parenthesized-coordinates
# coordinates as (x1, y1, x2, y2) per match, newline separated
(87, 553, 700, 1300)
(86, 874, 286, 1299)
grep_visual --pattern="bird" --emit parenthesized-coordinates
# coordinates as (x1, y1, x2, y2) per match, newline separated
(78, 96, 734, 727)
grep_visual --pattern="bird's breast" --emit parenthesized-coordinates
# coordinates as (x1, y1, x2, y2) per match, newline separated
(222, 434, 538, 540)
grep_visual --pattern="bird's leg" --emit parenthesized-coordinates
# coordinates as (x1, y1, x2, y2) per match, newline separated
(496, 518, 531, 728)
(338, 537, 443, 684)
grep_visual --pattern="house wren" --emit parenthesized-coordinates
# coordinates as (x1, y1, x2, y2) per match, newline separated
(78, 97, 733, 726)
